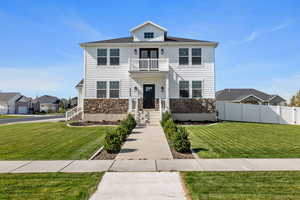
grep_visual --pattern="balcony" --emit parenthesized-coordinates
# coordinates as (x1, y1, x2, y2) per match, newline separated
(129, 58, 169, 73)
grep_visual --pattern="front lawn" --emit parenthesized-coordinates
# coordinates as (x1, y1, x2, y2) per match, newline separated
(0, 122, 113, 160)
(0, 173, 103, 200)
(0, 115, 29, 119)
(182, 171, 300, 200)
(187, 122, 300, 158)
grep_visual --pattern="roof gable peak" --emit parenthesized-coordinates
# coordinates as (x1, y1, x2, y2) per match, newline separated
(130, 21, 167, 33)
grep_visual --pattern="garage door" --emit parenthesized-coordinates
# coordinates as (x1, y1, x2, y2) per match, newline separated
(18, 106, 28, 114)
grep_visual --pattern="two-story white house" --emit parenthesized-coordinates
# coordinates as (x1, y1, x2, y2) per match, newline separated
(71, 21, 218, 122)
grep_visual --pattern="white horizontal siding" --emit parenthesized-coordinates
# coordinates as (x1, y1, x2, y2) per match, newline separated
(84, 45, 215, 99)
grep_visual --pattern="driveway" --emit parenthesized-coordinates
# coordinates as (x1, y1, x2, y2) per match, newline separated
(0, 115, 65, 124)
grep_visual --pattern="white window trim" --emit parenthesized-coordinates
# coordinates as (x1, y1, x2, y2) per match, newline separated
(96, 81, 107, 99)
(109, 48, 120, 66)
(96, 48, 121, 67)
(191, 80, 203, 98)
(178, 80, 204, 98)
(177, 47, 204, 68)
(109, 81, 120, 99)
(191, 48, 202, 65)
(97, 48, 107, 66)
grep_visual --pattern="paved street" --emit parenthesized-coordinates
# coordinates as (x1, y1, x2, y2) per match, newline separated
(0, 115, 65, 125)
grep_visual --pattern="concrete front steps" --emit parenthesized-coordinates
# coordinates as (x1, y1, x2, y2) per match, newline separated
(135, 110, 160, 126)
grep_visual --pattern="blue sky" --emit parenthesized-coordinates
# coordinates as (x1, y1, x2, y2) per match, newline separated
(0, 0, 299, 101)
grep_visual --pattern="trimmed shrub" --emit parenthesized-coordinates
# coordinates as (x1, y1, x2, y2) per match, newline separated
(104, 130, 122, 153)
(104, 114, 136, 153)
(163, 118, 177, 138)
(116, 126, 128, 142)
(161, 112, 172, 127)
(127, 114, 137, 130)
(170, 126, 191, 153)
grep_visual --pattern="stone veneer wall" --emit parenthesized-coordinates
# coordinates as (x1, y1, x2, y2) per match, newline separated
(170, 98, 216, 113)
(84, 99, 129, 114)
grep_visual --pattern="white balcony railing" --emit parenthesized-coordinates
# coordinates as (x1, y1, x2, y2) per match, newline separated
(129, 58, 169, 72)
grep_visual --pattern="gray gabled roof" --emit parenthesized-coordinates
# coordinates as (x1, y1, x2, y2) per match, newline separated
(36, 95, 59, 104)
(0, 92, 21, 102)
(80, 36, 217, 46)
(216, 89, 275, 102)
(75, 79, 83, 88)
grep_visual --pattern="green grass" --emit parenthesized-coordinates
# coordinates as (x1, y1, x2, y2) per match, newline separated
(0, 172, 103, 200)
(187, 122, 300, 158)
(0, 115, 29, 119)
(182, 171, 300, 200)
(0, 122, 113, 160)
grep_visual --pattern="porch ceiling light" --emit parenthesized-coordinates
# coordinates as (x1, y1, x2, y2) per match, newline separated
(161, 86, 164, 92)
(161, 48, 164, 55)
(134, 49, 137, 55)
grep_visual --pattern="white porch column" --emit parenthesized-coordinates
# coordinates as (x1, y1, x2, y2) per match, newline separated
(165, 73, 170, 111)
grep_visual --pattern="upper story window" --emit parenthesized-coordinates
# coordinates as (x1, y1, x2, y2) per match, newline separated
(109, 81, 120, 98)
(192, 81, 202, 98)
(144, 32, 154, 39)
(179, 81, 189, 98)
(110, 48, 120, 65)
(97, 49, 107, 65)
(179, 48, 189, 65)
(192, 48, 202, 65)
(97, 81, 107, 98)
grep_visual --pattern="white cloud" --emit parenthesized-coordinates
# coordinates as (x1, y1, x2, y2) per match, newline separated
(62, 15, 106, 40)
(235, 21, 294, 45)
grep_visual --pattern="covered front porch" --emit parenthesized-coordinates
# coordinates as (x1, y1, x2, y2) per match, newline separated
(128, 72, 170, 115)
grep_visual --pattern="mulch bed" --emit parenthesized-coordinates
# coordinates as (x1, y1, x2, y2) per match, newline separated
(170, 147, 195, 159)
(69, 121, 120, 126)
(92, 149, 118, 160)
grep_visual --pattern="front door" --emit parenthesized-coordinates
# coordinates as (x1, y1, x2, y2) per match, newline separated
(139, 48, 159, 70)
(143, 84, 155, 109)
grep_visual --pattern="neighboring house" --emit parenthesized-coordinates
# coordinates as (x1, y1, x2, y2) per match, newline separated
(75, 21, 218, 121)
(15, 96, 32, 114)
(36, 95, 60, 113)
(0, 93, 22, 114)
(216, 88, 286, 106)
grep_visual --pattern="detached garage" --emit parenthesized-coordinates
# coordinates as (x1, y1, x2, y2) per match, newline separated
(15, 96, 31, 114)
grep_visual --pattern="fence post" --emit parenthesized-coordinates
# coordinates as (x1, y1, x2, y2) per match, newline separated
(240, 103, 244, 122)
(277, 105, 281, 124)
(292, 107, 296, 124)
(259, 104, 262, 123)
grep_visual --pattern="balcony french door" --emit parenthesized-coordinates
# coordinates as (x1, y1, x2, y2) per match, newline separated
(139, 48, 159, 71)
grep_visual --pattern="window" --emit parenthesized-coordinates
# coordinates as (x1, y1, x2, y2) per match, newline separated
(192, 48, 201, 65)
(109, 81, 119, 98)
(144, 32, 154, 39)
(97, 49, 107, 65)
(192, 81, 202, 98)
(97, 81, 107, 98)
(110, 48, 120, 65)
(179, 81, 189, 98)
(179, 48, 189, 65)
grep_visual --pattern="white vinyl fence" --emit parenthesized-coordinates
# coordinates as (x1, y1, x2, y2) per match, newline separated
(217, 101, 300, 125)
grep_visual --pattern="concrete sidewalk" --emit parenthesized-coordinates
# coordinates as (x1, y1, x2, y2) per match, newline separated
(90, 172, 187, 200)
(1, 159, 300, 173)
(116, 126, 173, 160)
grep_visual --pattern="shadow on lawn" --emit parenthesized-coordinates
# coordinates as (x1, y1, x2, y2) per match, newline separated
(192, 148, 209, 153)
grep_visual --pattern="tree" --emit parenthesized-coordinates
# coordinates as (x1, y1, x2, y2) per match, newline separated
(290, 90, 300, 107)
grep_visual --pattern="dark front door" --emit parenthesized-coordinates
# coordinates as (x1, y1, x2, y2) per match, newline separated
(139, 48, 159, 70)
(143, 84, 155, 109)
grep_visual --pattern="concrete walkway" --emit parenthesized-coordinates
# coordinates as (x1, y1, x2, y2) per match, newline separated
(116, 126, 173, 160)
(2, 159, 300, 173)
(90, 172, 187, 200)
